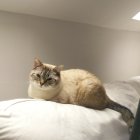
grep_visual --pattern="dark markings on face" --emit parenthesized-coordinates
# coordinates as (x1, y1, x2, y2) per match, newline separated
(31, 65, 60, 87)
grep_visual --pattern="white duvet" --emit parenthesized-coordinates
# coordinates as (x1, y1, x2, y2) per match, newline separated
(0, 77, 139, 140)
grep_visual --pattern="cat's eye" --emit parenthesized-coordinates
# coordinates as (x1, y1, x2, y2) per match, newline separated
(36, 74, 40, 78)
(47, 77, 52, 81)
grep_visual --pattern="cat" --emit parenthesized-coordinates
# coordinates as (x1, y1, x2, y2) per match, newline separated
(28, 58, 134, 131)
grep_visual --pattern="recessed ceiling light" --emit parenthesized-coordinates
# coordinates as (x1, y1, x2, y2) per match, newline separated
(132, 12, 140, 21)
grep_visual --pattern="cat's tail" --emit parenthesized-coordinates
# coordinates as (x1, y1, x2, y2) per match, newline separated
(107, 100, 134, 131)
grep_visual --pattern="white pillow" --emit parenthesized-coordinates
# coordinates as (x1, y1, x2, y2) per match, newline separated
(0, 78, 139, 140)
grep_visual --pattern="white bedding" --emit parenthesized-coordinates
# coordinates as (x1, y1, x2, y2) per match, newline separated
(0, 77, 140, 140)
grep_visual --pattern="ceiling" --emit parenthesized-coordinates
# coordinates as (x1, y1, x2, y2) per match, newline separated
(0, 0, 140, 31)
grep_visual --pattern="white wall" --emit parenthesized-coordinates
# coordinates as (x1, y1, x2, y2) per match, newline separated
(0, 11, 140, 100)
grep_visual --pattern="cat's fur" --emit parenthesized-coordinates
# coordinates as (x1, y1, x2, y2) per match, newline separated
(28, 58, 134, 131)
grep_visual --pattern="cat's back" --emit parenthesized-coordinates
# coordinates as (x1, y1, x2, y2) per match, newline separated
(61, 69, 101, 84)
(61, 69, 90, 77)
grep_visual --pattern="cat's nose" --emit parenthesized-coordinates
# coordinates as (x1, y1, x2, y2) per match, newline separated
(40, 80, 45, 86)
(40, 82, 43, 86)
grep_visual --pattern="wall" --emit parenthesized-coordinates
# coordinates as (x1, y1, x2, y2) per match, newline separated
(0, 11, 140, 100)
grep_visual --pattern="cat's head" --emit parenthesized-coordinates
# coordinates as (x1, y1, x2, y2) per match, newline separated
(29, 58, 63, 89)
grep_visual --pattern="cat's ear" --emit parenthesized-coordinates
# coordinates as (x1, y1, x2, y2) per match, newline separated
(33, 58, 43, 69)
(54, 65, 64, 72)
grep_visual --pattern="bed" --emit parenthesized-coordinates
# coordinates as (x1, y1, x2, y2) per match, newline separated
(0, 77, 140, 140)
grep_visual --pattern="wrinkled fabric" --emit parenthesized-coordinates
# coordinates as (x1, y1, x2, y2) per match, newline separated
(0, 77, 139, 140)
